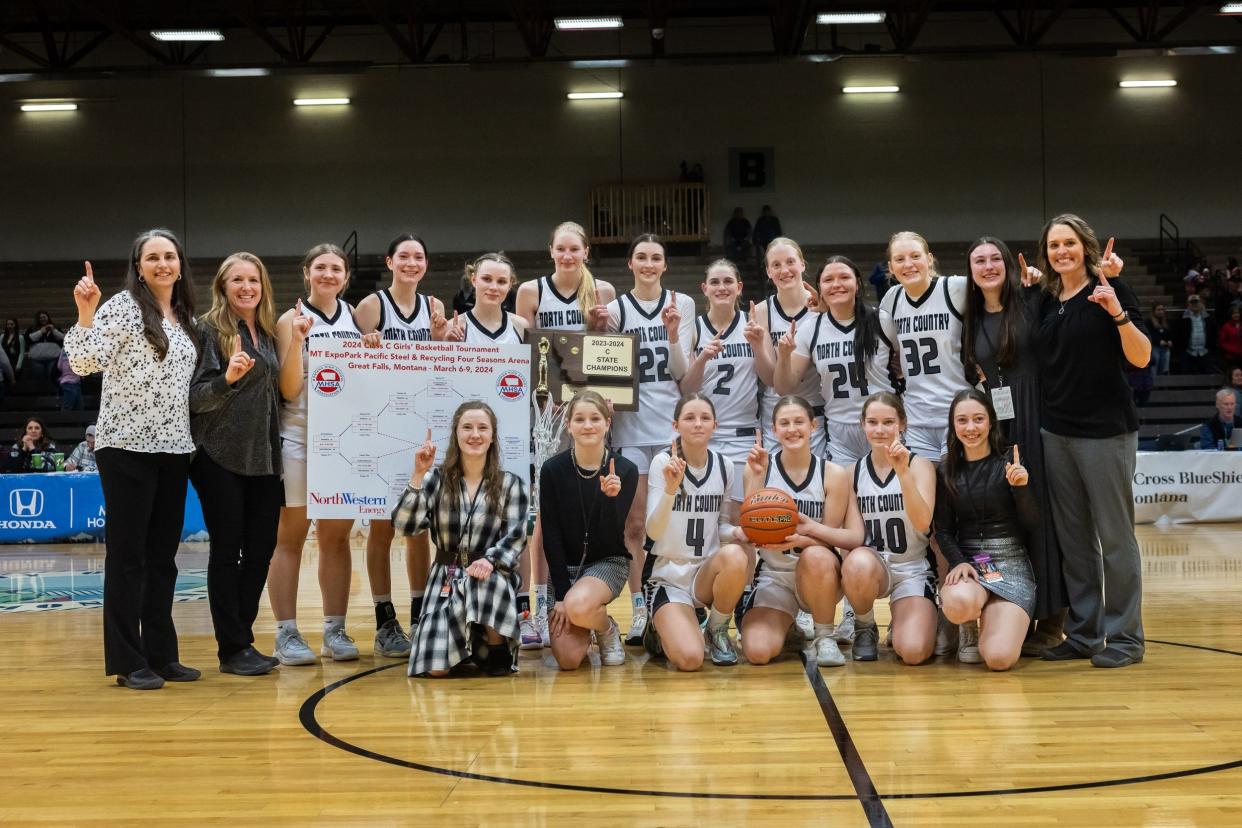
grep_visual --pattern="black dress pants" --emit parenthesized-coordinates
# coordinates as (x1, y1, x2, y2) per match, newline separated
(96, 447, 192, 676)
(189, 451, 284, 661)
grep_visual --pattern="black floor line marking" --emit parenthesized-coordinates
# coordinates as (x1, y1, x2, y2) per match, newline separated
(299, 639, 1242, 803)
(801, 652, 894, 827)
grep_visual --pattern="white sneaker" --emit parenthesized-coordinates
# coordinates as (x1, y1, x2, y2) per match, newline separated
(707, 624, 738, 666)
(321, 626, 359, 661)
(274, 629, 318, 666)
(814, 634, 846, 667)
(597, 617, 626, 666)
(958, 620, 982, 664)
(519, 611, 544, 650)
(625, 607, 648, 646)
(833, 606, 855, 644)
(373, 619, 412, 658)
(795, 610, 815, 639)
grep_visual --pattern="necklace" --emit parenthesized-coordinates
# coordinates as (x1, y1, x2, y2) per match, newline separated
(571, 445, 603, 479)
(1058, 278, 1089, 315)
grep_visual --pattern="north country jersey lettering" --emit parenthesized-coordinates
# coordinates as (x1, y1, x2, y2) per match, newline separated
(816, 339, 854, 360)
(857, 492, 905, 514)
(379, 326, 431, 341)
(894, 312, 952, 335)
(536, 308, 584, 328)
(626, 322, 670, 342)
(698, 340, 754, 359)
(671, 493, 725, 513)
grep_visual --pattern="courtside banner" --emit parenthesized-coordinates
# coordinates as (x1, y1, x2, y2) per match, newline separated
(1133, 450, 1242, 524)
(0, 473, 208, 544)
(306, 340, 532, 520)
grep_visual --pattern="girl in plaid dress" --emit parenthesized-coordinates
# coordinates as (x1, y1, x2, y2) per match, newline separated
(392, 401, 529, 677)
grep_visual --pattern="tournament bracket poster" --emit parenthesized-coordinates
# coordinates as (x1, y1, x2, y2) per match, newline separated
(306, 340, 532, 520)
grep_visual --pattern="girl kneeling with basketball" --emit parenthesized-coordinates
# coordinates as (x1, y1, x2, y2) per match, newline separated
(740, 395, 864, 668)
(540, 391, 639, 670)
(935, 390, 1038, 671)
(392, 402, 529, 677)
(643, 393, 750, 670)
(842, 392, 938, 665)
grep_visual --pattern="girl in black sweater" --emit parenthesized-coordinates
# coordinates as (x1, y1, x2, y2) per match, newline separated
(540, 390, 639, 670)
(935, 390, 1038, 671)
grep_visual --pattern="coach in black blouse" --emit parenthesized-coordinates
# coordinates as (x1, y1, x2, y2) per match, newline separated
(1034, 214, 1151, 669)
(66, 229, 201, 691)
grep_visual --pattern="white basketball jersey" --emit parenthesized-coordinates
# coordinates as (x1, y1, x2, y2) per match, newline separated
(463, 310, 522, 345)
(646, 449, 733, 562)
(610, 290, 685, 448)
(881, 276, 969, 428)
(852, 454, 931, 565)
(694, 311, 760, 433)
(280, 299, 361, 442)
(798, 313, 895, 426)
(760, 297, 824, 428)
(757, 450, 826, 571)
(535, 275, 587, 331)
(377, 289, 432, 342)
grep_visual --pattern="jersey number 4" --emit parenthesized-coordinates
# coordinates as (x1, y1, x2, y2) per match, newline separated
(865, 517, 908, 555)
(901, 337, 941, 377)
(638, 346, 672, 384)
(686, 518, 706, 557)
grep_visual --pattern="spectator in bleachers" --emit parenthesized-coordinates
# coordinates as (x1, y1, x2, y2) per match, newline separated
(2, 318, 25, 378)
(1200, 388, 1242, 449)
(1175, 294, 1216, 374)
(1219, 307, 1242, 371)
(1148, 303, 1172, 376)
(752, 205, 783, 263)
(25, 311, 64, 385)
(1216, 277, 1242, 326)
(1230, 366, 1242, 411)
(6, 417, 58, 473)
(0, 343, 13, 410)
(868, 261, 893, 302)
(56, 351, 83, 411)
(724, 207, 751, 265)
(65, 424, 97, 472)
(1226, 257, 1240, 282)
(1184, 260, 1206, 296)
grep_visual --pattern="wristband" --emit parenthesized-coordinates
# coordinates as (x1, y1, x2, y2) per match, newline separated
(1113, 311, 1129, 326)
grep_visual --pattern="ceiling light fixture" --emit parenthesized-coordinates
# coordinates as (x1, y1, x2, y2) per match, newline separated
(1119, 79, 1176, 88)
(567, 91, 624, 100)
(151, 30, 224, 42)
(555, 17, 624, 30)
(20, 103, 78, 112)
(842, 85, 899, 94)
(817, 12, 887, 24)
(293, 97, 351, 106)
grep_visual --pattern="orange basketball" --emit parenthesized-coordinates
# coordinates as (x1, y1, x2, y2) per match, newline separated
(739, 487, 799, 545)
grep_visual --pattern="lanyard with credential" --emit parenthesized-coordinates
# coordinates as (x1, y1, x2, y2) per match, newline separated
(978, 320, 1015, 421)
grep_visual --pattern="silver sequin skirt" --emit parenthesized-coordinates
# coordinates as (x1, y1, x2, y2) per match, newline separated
(551, 555, 630, 604)
(961, 537, 1036, 617)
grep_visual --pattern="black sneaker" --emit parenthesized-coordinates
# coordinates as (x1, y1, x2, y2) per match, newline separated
(852, 621, 879, 662)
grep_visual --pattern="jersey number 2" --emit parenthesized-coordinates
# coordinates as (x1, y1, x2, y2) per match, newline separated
(638, 346, 672, 383)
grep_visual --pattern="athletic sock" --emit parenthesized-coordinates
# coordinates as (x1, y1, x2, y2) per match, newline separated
(517, 592, 531, 615)
(276, 619, 298, 636)
(855, 609, 876, 626)
(374, 599, 395, 628)
(410, 591, 425, 626)
(533, 584, 549, 616)
(813, 622, 836, 639)
(632, 591, 646, 613)
(707, 606, 730, 630)
(324, 615, 346, 634)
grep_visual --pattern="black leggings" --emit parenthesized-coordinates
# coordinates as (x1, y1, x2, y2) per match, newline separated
(189, 451, 284, 661)
(96, 447, 192, 676)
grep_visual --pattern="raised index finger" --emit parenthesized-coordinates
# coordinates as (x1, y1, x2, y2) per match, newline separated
(84, 261, 94, 281)
(670, 438, 678, 459)
(1017, 253, 1027, 274)
(609, 458, 616, 476)
(1013, 444, 1019, 465)
(1103, 237, 1115, 261)
(748, 300, 756, 323)
(425, 427, 432, 443)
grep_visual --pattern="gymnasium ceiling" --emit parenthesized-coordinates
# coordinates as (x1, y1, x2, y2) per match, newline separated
(2, 2, 1240, 77)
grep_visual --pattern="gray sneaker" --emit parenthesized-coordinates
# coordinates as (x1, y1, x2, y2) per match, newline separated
(274, 630, 318, 666)
(795, 610, 815, 639)
(934, 609, 958, 656)
(852, 621, 879, 662)
(833, 605, 856, 644)
(707, 624, 738, 666)
(374, 619, 412, 658)
(814, 634, 846, 667)
(958, 620, 982, 664)
(321, 626, 360, 661)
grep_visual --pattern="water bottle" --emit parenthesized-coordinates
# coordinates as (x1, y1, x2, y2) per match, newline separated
(1218, 439, 1226, 452)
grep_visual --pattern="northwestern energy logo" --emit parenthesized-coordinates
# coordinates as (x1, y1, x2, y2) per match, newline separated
(309, 492, 387, 506)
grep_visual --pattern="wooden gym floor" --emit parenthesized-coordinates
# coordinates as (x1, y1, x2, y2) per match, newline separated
(2, 522, 1240, 827)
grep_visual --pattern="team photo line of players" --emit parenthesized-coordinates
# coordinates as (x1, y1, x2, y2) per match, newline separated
(69, 213, 1150, 687)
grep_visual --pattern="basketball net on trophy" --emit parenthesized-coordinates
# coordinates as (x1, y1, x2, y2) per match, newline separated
(531, 336, 566, 510)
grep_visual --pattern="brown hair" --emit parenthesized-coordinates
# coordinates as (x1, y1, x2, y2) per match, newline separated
(1038, 213, 1103, 298)
(300, 243, 350, 295)
(565, 389, 612, 423)
(861, 391, 907, 426)
(439, 401, 506, 511)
